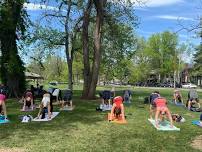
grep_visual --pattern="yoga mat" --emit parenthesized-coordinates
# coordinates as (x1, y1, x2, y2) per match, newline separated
(33, 112, 59, 122)
(60, 106, 75, 111)
(20, 108, 36, 112)
(169, 101, 184, 106)
(0, 116, 10, 124)
(99, 104, 112, 111)
(192, 120, 202, 127)
(148, 119, 180, 131)
(0, 119, 9, 124)
(107, 113, 127, 124)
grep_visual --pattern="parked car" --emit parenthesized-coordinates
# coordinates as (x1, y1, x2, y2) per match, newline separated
(159, 82, 173, 88)
(181, 83, 197, 89)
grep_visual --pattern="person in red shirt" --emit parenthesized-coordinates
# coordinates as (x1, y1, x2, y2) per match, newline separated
(154, 97, 173, 128)
(109, 96, 126, 122)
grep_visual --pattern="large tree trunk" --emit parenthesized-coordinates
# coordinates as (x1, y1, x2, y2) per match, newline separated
(81, 0, 93, 98)
(67, 59, 73, 90)
(81, 0, 106, 99)
(0, 1, 26, 97)
(86, 0, 106, 99)
(64, 1, 73, 91)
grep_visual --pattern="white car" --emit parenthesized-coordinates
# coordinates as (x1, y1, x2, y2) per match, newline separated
(181, 83, 197, 89)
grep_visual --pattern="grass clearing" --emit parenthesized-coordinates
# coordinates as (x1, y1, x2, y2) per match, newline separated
(0, 87, 201, 152)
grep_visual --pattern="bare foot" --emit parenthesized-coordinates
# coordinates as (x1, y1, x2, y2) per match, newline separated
(155, 122, 159, 128)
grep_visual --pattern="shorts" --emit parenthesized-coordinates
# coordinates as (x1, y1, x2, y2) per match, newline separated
(114, 107, 121, 116)
(63, 96, 72, 102)
(25, 101, 31, 107)
(41, 107, 48, 119)
(43, 107, 48, 113)
(150, 104, 156, 109)
(124, 96, 129, 101)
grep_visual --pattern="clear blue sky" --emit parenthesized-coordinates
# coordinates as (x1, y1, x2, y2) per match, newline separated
(134, 0, 201, 44)
(23, 0, 201, 62)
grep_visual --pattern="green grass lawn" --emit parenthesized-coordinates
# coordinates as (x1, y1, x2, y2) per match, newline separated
(0, 87, 202, 152)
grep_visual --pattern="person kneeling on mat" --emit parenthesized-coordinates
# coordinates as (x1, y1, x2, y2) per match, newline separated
(0, 93, 8, 120)
(173, 89, 183, 104)
(22, 90, 34, 111)
(154, 97, 173, 128)
(187, 89, 201, 110)
(61, 89, 73, 110)
(109, 96, 126, 122)
(37, 92, 52, 119)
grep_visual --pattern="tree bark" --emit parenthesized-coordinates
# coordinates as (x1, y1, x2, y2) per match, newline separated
(0, 1, 26, 97)
(64, 0, 73, 91)
(87, 0, 106, 99)
(81, 0, 93, 98)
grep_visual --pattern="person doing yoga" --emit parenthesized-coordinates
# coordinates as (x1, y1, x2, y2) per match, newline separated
(154, 97, 173, 128)
(37, 92, 52, 119)
(109, 96, 126, 122)
(0, 93, 7, 120)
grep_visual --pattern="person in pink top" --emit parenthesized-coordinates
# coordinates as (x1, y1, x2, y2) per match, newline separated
(109, 96, 126, 122)
(154, 97, 173, 128)
(0, 94, 7, 120)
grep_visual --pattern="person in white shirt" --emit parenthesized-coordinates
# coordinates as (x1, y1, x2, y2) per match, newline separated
(37, 92, 52, 119)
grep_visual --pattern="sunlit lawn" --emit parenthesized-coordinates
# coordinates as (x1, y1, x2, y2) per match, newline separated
(0, 86, 201, 152)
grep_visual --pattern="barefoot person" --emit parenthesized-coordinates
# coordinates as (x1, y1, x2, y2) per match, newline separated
(173, 89, 183, 104)
(60, 89, 73, 110)
(0, 93, 7, 120)
(154, 97, 173, 128)
(187, 89, 201, 110)
(22, 90, 34, 111)
(149, 91, 160, 119)
(37, 92, 52, 119)
(109, 96, 126, 122)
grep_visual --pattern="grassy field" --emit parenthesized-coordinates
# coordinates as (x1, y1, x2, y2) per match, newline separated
(0, 87, 202, 152)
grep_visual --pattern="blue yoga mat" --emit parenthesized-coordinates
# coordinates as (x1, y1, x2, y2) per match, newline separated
(0, 119, 10, 124)
(169, 101, 184, 106)
(192, 120, 202, 127)
(148, 119, 180, 131)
